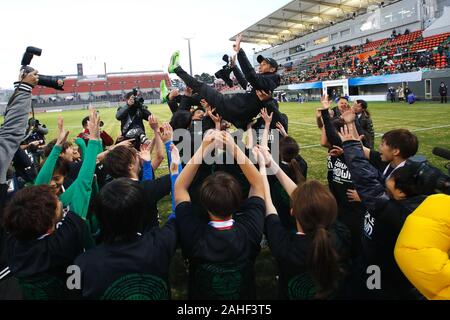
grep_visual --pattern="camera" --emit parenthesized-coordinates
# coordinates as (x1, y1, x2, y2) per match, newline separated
(132, 88, 145, 107)
(21, 46, 65, 90)
(214, 55, 234, 88)
(406, 156, 450, 195)
(124, 127, 149, 148)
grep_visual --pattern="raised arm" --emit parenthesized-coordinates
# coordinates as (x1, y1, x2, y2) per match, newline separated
(320, 100, 342, 148)
(260, 146, 297, 197)
(139, 141, 154, 182)
(60, 110, 102, 219)
(35, 116, 69, 185)
(339, 124, 388, 212)
(174, 130, 216, 205)
(230, 54, 249, 89)
(234, 34, 279, 91)
(148, 115, 164, 171)
(253, 146, 277, 215)
(260, 107, 273, 149)
(219, 131, 264, 199)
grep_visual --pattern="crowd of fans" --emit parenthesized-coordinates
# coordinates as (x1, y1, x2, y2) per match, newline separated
(281, 31, 450, 85)
(0, 36, 449, 301)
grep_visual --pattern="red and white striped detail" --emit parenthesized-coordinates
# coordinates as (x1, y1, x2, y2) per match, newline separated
(208, 219, 235, 230)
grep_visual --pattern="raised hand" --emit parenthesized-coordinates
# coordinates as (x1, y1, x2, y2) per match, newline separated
(233, 33, 243, 52)
(231, 54, 237, 68)
(258, 145, 273, 166)
(56, 116, 69, 147)
(139, 140, 152, 162)
(168, 89, 180, 101)
(148, 115, 159, 131)
(337, 124, 357, 142)
(158, 122, 174, 143)
(256, 90, 272, 102)
(208, 109, 222, 127)
(87, 109, 101, 141)
(320, 95, 332, 110)
(276, 121, 288, 137)
(260, 108, 273, 126)
(329, 145, 344, 157)
(341, 109, 356, 124)
(170, 144, 181, 175)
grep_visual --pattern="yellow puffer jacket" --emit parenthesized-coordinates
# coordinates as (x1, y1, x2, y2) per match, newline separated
(394, 194, 450, 300)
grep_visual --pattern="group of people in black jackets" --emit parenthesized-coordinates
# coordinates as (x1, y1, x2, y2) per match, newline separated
(0, 34, 433, 300)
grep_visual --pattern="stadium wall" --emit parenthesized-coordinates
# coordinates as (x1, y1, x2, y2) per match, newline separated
(279, 70, 450, 101)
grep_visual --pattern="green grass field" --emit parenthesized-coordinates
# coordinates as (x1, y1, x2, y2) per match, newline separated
(3, 101, 450, 298)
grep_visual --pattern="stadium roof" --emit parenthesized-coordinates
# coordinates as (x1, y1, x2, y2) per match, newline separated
(230, 0, 397, 45)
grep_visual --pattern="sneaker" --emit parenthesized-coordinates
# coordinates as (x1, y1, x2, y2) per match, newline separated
(168, 51, 180, 74)
(160, 80, 169, 103)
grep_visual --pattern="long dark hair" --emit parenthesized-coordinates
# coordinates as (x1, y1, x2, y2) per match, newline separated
(279, 136, 305, 184)
(291, 181, 341, 299)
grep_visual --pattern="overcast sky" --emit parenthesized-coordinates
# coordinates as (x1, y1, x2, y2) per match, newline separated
(0, 0, 290, 89)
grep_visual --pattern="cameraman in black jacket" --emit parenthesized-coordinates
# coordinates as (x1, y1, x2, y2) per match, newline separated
(168, 34, 282, 129)
(116, 91, 151, 147)
(338, 118, 426, 299)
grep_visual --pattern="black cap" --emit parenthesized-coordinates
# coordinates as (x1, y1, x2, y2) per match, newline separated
(257, 55, 278, 71)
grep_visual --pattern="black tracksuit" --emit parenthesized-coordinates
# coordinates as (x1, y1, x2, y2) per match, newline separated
(439, 85, 448, 103)
(175, 49, 281, 129)
(342, 140, 425, 299)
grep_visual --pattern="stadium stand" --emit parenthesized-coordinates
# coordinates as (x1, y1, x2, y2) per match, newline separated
(279, 30, 450, 85)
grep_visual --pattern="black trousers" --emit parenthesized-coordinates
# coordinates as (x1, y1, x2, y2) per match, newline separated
(175, 66, 282, 129)
(175, 66, 230, 119)
(441, 95, 447, 103)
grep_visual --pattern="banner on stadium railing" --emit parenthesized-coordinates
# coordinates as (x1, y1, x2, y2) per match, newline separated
(348, 71, 423, 86)
(286, 82, 323, 90)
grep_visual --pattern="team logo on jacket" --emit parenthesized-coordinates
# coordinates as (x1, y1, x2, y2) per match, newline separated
(364, 211, 375, 240)
(327, 156, 352, 184)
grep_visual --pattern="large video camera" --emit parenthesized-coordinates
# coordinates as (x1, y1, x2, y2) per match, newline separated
(131, 88, 145, 108)
(406, 150, 450, 195)
(21, 46, 65, 90)
(214, 55, 234, 88)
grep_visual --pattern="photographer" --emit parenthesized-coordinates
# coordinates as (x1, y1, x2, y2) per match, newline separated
(116, 90, 151, 148)
(0, 71, 38, 294)
(1, 71, 39, 211)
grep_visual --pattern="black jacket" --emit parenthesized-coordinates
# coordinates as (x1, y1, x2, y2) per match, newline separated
(167, 94, 202, 114)
(342, 140, 425, 299)
(212, 49, 280, 129)
(439, 85, 448, 96)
